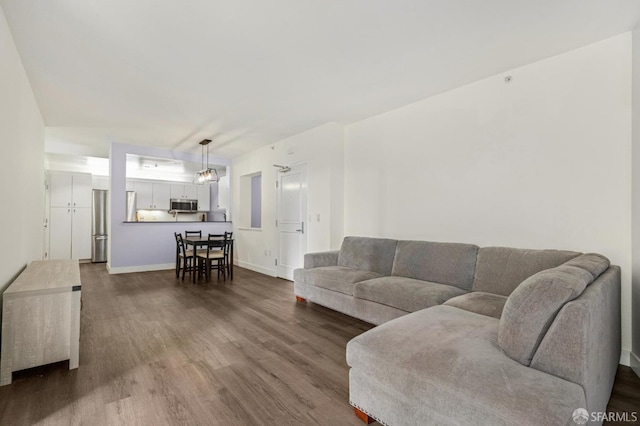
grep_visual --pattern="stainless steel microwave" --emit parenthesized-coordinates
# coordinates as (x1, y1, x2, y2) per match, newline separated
(170, 199, 198, 212)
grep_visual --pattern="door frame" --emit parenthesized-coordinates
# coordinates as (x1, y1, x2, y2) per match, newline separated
(275, 162, 308, 279)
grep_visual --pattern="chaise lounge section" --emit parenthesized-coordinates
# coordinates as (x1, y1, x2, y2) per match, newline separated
(293, 237, 621, 425)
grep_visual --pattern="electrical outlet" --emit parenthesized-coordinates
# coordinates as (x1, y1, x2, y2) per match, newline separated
(316, 214, 321, 222)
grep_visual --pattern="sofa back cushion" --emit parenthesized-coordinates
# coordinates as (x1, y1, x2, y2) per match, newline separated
(562, 253, 610, 279)
(391, 240, 479, 290)
(498, 254, 610, 366)
(338, 237, 398, 275)
(472, 247, 581, 296)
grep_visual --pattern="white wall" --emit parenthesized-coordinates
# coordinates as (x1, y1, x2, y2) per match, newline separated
(232, 123, 344, 276)
(632, 25, 640, 375)
(0, 6, 44, 295)
(345, 34, 633, 363)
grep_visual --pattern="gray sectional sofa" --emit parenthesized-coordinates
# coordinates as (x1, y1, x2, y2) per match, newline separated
(293, 237, 621, 426)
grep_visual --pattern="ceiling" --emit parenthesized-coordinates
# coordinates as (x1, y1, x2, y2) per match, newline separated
(45, 152, 227, 182)
(2, 1, 640, 157)
(125, 154, 226, 182)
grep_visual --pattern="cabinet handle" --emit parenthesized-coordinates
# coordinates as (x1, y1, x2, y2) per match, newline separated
(68, 202, 70, 207)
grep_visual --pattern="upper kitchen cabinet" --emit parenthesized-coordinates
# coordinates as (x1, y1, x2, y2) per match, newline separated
(218, 175, 229, 210)
(134, 181, 152, 209)
(50, 173, 92, 208)
(197, 185, 211, 211)
(153, 183, 171, 210)
(170, 183, 198, 200)
(134, 181, 171, 210)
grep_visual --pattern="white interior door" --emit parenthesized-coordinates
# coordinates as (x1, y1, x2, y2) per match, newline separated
(277, 164, 307, 280)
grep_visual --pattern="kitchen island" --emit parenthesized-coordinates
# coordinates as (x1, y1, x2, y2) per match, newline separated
(108, 221, 233, 274)
(123, 221, 232, 223)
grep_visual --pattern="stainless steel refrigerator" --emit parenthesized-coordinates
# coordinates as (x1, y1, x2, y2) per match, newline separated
(126, 191, 137, 222)
(92, 189, 108, 263)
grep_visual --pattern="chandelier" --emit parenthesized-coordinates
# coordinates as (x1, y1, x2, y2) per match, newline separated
(195, 139, 219, 184)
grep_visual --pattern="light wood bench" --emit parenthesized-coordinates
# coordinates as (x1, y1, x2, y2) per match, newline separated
(1, 260, 81, 386)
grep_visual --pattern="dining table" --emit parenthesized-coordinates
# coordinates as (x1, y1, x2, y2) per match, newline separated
(183, 235, 234, 283)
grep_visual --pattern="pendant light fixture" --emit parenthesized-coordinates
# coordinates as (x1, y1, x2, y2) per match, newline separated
(195, 139, 219, 184)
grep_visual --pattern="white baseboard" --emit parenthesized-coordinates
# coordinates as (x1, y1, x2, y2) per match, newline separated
(620, 349, 631, 366)
(107, 263, 175, 274)
(631, 351, 640, 377)
(235, 260, 276, 277)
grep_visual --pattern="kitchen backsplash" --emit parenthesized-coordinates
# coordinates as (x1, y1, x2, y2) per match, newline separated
(136, 210, 205, 222)
(135, 209, 227, 222)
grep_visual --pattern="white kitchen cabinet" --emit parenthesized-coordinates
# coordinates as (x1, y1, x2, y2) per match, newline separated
(197, 185, 211, 211)
(49, 172, 93, 261)
(50, 172, 91, 208)
(92, 176, 109, 191)
(170, 183, 198, 200)
(49, 208, 72, 260)
(71, 208, 91, 259)
(184, 184, 198, 200)
(72, 174, 92, 207)
(135, 181, 153, 209)
(218, 175, 229, 209)
(170, 184, 182, 200)
(50, 174, 72, 207)
(134, 181, 170, 210)
(153, 183, 171, 210)
(49, 207, 91, 260)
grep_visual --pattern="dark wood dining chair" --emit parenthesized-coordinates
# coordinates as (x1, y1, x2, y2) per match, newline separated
(174, 232, 195, 281)
(185, 231, 207, 258)
(196, 234, 227, 282)
(223, 231, 233, 280)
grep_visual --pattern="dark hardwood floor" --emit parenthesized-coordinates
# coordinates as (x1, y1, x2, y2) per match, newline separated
(0, 263, 637, 425)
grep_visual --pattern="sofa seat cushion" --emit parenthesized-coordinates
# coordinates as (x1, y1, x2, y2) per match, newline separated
(304, 266, 382, 296)
(353, 277, 466, 312)
(444, 292, 507, 319)
(347, 306, 586, 426)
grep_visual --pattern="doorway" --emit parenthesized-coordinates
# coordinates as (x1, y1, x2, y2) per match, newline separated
(276, 163, 307, 280)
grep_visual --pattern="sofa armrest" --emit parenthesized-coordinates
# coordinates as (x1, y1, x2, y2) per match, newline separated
(530, 266, 621, 414)
(304, 250, 339, 269)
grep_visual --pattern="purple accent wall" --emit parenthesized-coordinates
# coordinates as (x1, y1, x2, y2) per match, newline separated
(251, 175, 262, 228)
(109, 142, 232, 270)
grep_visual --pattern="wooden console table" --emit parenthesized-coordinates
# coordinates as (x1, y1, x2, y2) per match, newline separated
(0, 260, 81, 386)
